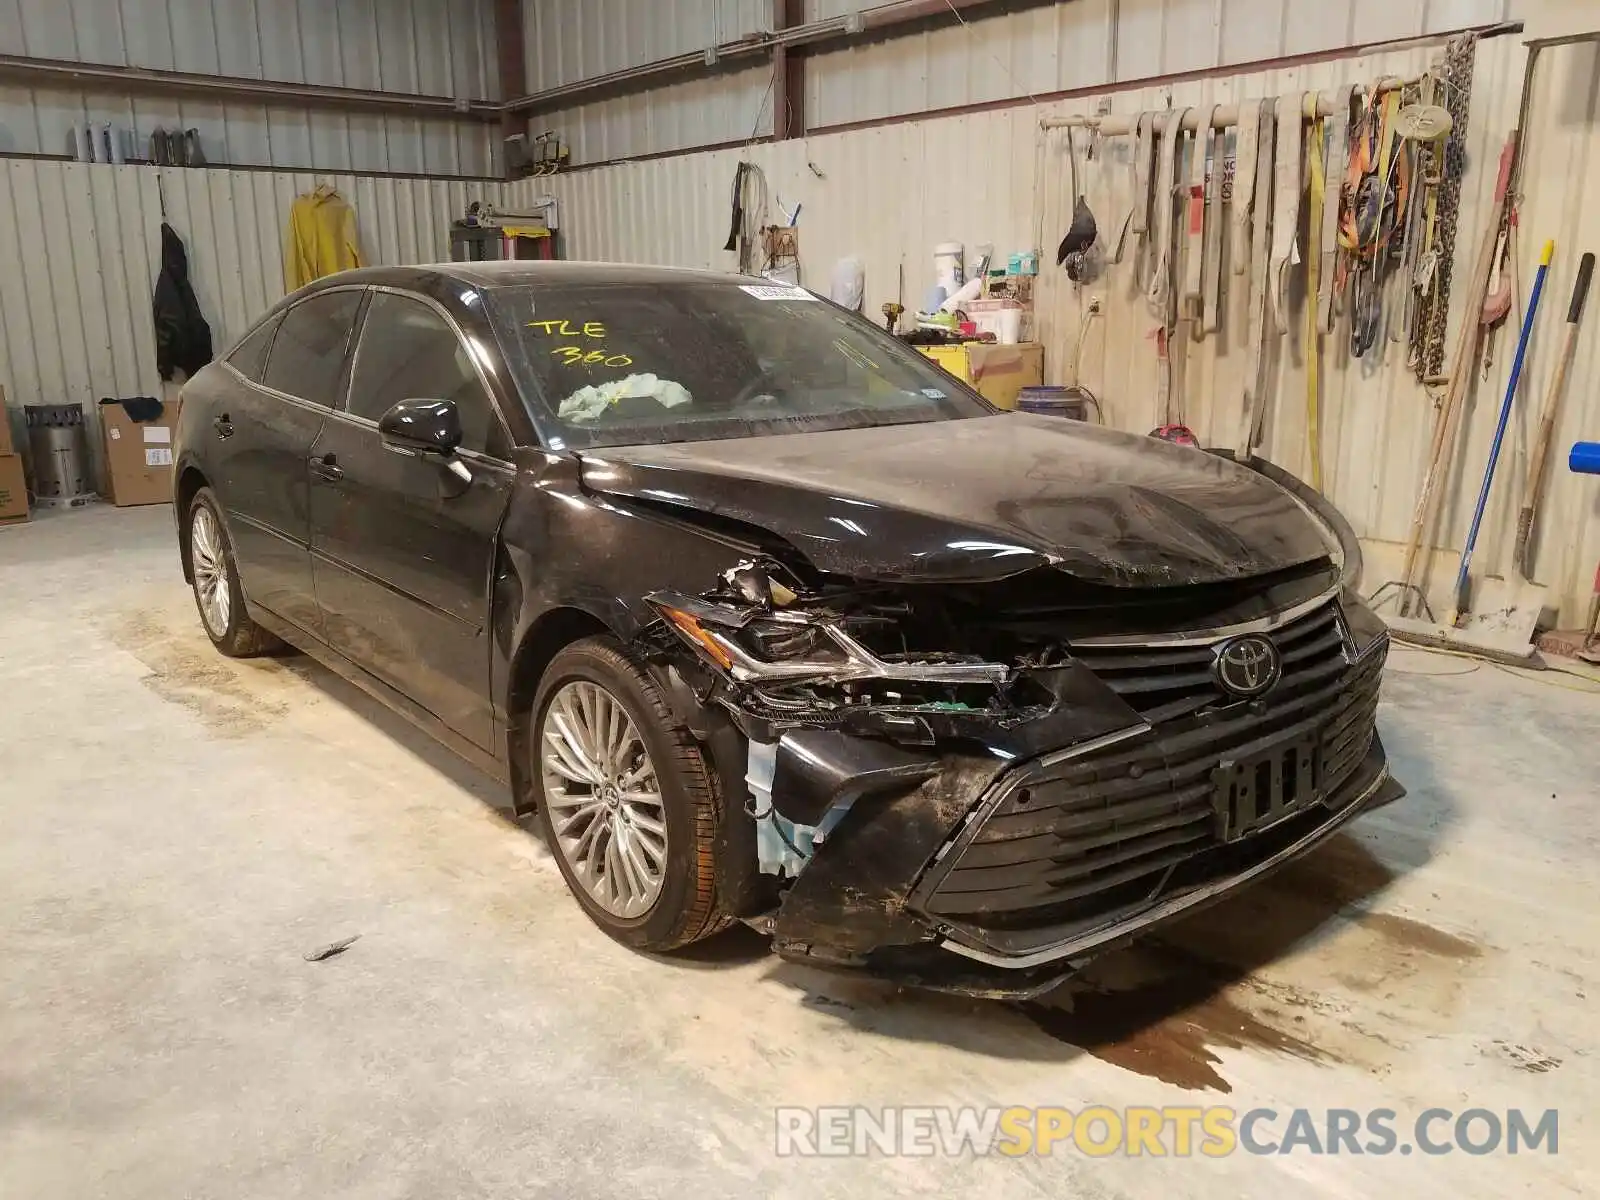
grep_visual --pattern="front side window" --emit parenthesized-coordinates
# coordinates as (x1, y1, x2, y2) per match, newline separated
(484, 280, 992, 450)
(347, 292, 507, 457)
(261, 290, 364, 408)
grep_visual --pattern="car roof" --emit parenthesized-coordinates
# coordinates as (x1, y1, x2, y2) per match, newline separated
(309, 261, 762, 292)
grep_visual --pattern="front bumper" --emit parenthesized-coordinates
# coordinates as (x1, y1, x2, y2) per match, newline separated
(769, 712, 1399, 1000)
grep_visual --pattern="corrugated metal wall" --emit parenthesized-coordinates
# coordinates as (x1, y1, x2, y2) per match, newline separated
(508, 29, 1600, 628)
(524, 0, 770, 86)
(516, 0, 1517, 164)
(524, 65, 777, 165)
(802, 0, 1516, 130)
(518, 0, 774, 164)
(0, 160, 494, 484)
(0, 0, 500, 175)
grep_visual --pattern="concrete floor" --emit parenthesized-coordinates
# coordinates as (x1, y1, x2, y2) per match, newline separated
(2, 503, 1595, 1198)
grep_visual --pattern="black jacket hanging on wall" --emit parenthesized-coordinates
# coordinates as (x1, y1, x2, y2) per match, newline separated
(153, 222, 213, 381)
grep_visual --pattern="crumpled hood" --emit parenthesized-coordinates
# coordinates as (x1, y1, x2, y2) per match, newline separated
(577, 414, 1333, 586)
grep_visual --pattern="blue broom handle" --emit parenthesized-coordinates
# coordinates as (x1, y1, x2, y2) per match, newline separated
(1455, 239, 1555, 593)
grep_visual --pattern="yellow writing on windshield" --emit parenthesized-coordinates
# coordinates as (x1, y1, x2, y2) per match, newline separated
(553, 346, 633, 368)
(527, 319, 607, 338)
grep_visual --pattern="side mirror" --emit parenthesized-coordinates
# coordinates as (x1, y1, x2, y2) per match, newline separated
(378, 398, 462, 457)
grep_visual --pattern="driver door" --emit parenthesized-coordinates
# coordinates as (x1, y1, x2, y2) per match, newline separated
(307, 288, 515, 750)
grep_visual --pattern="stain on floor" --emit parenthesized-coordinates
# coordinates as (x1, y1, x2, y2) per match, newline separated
(1021, 947, 1332, 1093)
(1351, 912, 1481, 961)
(1018, 834, 1489, 1092)
(110, 610, 298, 737)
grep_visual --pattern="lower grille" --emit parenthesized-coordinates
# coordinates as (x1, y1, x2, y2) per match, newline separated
(921, 637, 1384, 931)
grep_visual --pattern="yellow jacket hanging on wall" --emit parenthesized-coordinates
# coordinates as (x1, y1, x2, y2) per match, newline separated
(284, 184, 363, 290)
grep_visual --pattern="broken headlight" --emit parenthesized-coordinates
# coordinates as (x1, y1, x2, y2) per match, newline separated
(646, 592, 1008, 686)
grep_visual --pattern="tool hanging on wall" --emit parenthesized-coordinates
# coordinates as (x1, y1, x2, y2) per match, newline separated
(1393, 94, 1452, 351)
(1239, 101, 1277, 459)
(1231, 99, 1261, 283)
(1514, 251, 1594, 577)
(1480, 222, 1515, 380)
(1450, 239, 1556, 628)
(1131, 112, 1155, 242)
(1318, 86, 1357, 333)
(1181, 117, 1208, 324)
(1339, 90, 1412, 358)
(1269, 94, 1304, 338)
(1057, 128, 1100, 281)
(1411, 35, 1478, 385)
(1200, 106, 1225, 337)
(1145, 108, 1188, 324)
(723, 161, 770, 276)
(1306, 116, 1328, 491)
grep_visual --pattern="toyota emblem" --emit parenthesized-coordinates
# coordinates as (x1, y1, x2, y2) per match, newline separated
(1213, 634, 1282, 698)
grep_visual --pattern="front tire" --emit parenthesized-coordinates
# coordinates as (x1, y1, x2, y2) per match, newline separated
(531, 636, 728, 951)
(187, 488, 279, 657)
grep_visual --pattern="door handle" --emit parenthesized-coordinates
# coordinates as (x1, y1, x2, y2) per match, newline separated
(309, 452, 344, 482)
(213, 413, 234, 439)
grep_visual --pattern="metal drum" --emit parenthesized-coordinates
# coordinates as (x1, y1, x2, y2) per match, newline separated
(1017, 385, 1091, 421)
(25, 404, 95, 506)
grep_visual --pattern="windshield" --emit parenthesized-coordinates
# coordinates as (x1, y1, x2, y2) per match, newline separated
(484, 279, 993, 449)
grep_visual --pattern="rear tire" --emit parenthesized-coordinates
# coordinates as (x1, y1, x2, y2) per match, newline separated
(187, 488, 279, 658)
(530, 635, 729, 952)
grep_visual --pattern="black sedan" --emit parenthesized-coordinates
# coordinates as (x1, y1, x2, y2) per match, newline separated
(172, 262, 1399, 997)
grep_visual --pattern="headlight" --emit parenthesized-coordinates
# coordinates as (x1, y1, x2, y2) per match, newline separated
(645, 591, 1008, 685)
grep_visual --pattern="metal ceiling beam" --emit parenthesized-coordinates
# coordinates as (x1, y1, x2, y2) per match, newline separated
(0, 54, 501, 122)
(494, 0, 529, 174)
(504, 0, 1031, 117)
(772, 0, 807, 140)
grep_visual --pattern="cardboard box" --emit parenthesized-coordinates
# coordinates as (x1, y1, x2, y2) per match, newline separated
(99, 397, 181, 507)
(0, 385, 13, 455)
(0, 452, 28, 525)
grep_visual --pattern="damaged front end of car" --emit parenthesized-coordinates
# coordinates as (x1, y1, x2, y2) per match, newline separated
(632, 548, 1402, 1000)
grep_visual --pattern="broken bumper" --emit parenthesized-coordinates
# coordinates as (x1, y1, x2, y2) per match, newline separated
(769, 727, 1401, 1000)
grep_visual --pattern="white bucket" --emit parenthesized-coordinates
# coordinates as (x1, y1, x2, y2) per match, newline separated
(996, 306, 1023, 344)
(934, 242, 965, 296)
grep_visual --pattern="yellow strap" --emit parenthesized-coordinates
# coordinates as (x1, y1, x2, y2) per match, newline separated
(1306, 118, 1326, 492)
(1377, 92, 1399, 189)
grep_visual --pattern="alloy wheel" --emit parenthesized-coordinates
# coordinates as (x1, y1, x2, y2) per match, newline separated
(190, 505, 232, 637)
(539, 680, 668, 918)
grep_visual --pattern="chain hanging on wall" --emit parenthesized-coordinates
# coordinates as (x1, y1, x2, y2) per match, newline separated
(1410, 33, 1478, 385)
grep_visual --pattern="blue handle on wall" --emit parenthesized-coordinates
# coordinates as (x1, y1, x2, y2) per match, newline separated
(1571, 441, 1600, 475)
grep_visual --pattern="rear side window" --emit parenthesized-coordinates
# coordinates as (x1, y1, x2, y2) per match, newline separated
(262, 290, 364, 407)
(348, 291, 510, 458)
(226, 314, 282, 382)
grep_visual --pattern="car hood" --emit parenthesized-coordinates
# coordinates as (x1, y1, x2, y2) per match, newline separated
(576, 414, 1333, 586)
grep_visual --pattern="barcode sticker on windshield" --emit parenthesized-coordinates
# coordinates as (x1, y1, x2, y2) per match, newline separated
(739, 284, 816, 302)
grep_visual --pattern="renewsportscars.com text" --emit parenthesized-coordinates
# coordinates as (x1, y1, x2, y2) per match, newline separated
(774, 1105, 1559, 1158)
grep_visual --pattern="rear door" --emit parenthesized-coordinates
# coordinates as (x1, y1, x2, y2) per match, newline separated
(307, 287, 514, 749)
(212, 288, 364, 636)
